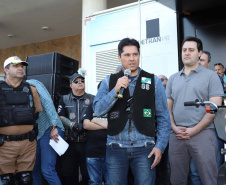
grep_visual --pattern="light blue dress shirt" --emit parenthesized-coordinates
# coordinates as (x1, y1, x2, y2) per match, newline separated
(27, 79, 64, 140)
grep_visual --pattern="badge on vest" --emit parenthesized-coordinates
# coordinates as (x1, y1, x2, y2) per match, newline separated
(110, 111, 119, 120)
(143, 109, 152, 117)
(23, 87, 29, 93)
(141, 77, 151, 90)
(85, 99, 90, 105)
(141, 84, 150, 90)
(141, 77, 151, 84)
(69, 113, 76, 120)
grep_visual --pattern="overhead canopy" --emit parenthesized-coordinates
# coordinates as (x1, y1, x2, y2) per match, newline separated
(158, 0, 226, 13)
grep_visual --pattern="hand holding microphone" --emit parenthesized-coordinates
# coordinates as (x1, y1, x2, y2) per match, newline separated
(115, 69, 131, 99)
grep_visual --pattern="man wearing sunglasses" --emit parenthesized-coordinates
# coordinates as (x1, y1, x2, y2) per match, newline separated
(57, 73, 94, 185)
(158, 75, 168, 90)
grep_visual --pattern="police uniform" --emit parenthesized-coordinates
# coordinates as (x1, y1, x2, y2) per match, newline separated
(0, 80, 42, 185)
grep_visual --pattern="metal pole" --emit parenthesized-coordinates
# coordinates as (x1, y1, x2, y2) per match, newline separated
(138, 0, 142, 68)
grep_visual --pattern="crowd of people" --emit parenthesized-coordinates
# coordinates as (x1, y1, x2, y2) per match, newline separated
(0, 36, 225, 185)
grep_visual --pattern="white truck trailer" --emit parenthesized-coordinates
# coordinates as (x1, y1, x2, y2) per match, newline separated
(83, 0, 178, 95)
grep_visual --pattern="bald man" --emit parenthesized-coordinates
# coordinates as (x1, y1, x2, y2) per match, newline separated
(158, 75, 168, 89)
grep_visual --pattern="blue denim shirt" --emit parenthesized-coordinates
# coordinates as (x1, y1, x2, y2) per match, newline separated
(93, 68, 171, 153)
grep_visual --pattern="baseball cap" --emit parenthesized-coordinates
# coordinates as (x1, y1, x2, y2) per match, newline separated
(70, 73, 85, 83)
(4, 56, 28, 68)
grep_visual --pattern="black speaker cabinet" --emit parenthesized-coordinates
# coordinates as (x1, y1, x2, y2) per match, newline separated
(26, 52, 78, 76)
(27, 74, 71, 97)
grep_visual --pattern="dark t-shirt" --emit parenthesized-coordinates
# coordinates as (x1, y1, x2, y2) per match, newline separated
(83, 104, 107, 158)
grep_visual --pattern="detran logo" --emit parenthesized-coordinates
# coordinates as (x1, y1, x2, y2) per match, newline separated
(141, 18, 170, 45)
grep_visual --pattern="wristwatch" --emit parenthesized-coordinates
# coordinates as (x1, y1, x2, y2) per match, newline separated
(50, 125, 57, 130)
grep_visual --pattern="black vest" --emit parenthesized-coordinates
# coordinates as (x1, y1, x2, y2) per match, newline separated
(62, 92, 95, 142)
(108, 70, 156, 137)
(0, 81, 36, 127)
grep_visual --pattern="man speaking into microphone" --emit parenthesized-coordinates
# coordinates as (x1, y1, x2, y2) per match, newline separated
(93, 38, 171, 185)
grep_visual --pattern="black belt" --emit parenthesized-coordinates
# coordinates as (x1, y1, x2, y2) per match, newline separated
(4, 130, 32, 141)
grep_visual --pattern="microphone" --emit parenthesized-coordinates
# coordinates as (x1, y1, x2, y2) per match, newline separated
(118, 69, 131, 99)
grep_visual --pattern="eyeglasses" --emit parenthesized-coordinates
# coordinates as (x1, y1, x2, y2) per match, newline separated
(160, 78, 168, 82)
(73, 79, 85, 84)
(214, 63, 224, 68)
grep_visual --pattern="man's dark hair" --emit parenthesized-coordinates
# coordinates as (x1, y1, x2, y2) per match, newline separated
(5, 64, 10, 69)
(118, 38, 140, 56)
(202, 51, 211, 62)
(214, 63, 224, 68)
(182, 36, 203, 52)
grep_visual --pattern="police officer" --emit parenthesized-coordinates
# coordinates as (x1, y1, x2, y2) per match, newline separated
(0, 56, 42, 185)
(58, 73, 94, 185)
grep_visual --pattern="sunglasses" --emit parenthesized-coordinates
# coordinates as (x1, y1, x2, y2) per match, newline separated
(160, 78, 168, 82)
(214, 63, 224, 67)
(73, 79, 85, 84)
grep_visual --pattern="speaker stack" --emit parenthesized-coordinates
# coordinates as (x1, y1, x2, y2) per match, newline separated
(26, 52, 78, 108)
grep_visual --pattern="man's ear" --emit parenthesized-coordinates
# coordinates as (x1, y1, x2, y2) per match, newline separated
(70, 83, 72, 89)
(118, 55, 121, 62)
(4, 68, 8, 75)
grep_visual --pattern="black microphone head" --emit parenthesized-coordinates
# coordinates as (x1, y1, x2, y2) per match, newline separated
(124, 69, 131, 76)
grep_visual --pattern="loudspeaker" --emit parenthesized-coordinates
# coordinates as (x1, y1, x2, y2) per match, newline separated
(27, 74, 71, 108)
(26, 52, 78, 76)
(26, 52, 78, 108)
(27, 74, 71, 96)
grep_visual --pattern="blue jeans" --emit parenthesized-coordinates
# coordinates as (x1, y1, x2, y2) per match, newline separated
(86, 158, 109, 185)
(106, 143, 155, 185)
(189, 131, 224, 185)
(190, 159, 202, 185)
(32, 128, 64, 185)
